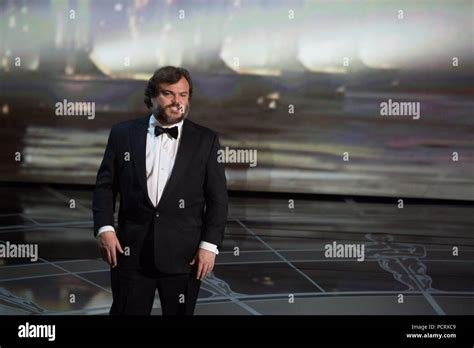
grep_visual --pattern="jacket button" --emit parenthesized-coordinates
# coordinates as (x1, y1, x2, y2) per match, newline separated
(155, 213, 159, 217)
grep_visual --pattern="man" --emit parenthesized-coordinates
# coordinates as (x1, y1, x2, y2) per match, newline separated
(92, 66, 228, 315)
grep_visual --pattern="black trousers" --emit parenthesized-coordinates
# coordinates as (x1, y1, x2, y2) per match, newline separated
(110, 224, 201, 315)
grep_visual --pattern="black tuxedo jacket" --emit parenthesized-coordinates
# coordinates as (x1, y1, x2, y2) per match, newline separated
(92, 116, 228, 274)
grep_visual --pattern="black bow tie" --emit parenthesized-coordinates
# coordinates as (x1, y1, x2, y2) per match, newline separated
(154, 125, 178, 139)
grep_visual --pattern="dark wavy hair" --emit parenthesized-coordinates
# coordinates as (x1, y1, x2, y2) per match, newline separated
(144, 66, 193, 108)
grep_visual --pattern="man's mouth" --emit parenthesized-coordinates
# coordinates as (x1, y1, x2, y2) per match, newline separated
(169, 105, 181, 113)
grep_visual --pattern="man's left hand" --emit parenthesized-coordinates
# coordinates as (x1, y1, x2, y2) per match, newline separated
(190, 248, 216, 280)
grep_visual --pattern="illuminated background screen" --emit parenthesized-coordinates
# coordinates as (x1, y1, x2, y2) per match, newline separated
(0, 0, 473, 200)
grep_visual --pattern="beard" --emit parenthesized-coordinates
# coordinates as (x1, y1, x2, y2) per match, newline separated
(152, 102, 190, 125)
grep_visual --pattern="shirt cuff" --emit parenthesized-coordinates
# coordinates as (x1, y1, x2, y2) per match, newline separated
(199, 241, 219, 255)
(97, 225, 115, 238)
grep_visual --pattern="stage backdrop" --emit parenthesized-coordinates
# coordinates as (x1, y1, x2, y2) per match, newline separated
(0, 0, 473, 200)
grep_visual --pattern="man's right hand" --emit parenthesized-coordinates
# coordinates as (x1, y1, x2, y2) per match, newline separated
(98, 231, 124, 268)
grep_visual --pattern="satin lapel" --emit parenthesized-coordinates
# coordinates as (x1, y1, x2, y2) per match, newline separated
(157, 119, 200, 210)
(129, 115, 155, 209)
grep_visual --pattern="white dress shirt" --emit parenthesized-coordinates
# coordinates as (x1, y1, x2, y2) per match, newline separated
(97, 114, 219, 254)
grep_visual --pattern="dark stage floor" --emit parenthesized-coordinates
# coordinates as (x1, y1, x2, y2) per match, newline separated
(0, 184, 473, 315)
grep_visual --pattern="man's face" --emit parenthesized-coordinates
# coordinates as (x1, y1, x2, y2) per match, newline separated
(150, 76, 190, 125)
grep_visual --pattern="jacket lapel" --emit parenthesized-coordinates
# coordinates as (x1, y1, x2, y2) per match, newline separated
(129, 115, 155, 209)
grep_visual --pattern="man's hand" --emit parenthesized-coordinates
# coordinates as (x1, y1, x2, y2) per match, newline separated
(190, 248, 216, 280)
(98, 231, 124, 268)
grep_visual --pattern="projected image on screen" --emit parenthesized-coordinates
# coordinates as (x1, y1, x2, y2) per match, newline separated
(0, 0, 472, 200)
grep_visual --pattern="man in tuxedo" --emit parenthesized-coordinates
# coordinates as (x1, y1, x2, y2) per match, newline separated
(92, 66, 228, 315)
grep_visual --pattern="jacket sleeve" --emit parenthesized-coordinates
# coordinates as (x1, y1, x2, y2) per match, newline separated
(92, 126, 119, 237)
(201, 133, 228, 249)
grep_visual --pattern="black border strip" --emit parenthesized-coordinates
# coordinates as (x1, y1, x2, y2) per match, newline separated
(0, 315, 472, 346)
